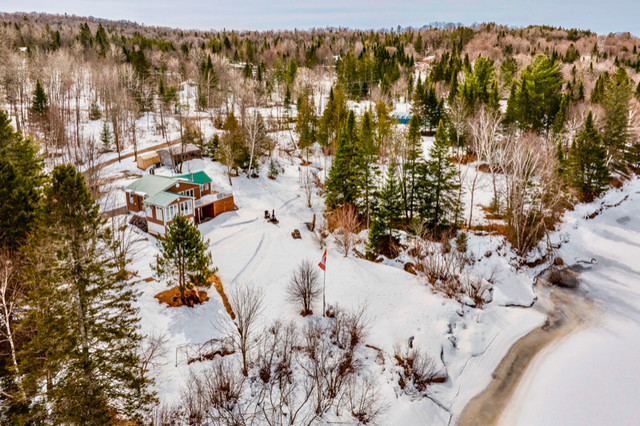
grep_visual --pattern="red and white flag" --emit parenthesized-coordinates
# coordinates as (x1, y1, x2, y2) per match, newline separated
(318, 249, 327, 271)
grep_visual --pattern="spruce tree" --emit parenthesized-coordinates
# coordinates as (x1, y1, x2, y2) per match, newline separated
(504, 82, 518, 125)
(156, 215, 214, 303)
(601, 67, 633, 173)
(295, 89, 316, 153)
(0, 111, 44, 250)
(19, 165, 154, 423)
(325, 111, 359, 208)
(99, 121, 112, 151)
(355, 111, 379, 226)
(567, 111, 610, 202)
(418, 120, 461, 227)
(401, 114, 423, 220)
(369, 161, 402, 255)
(31, 79, 49, 116)
(317, 84, 348, 147)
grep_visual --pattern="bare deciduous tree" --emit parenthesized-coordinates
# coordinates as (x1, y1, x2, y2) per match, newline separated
(0, 251, 25, 399)
(182, 359, 253, 425)
(468, 106, 503, 211)
(346, 374, 387, 424)
(333, 204, 360, 257)
(301, 168, 315, 208)
(139, 331, 169, 382)
(227, 283, 264, 376)
(105, 215, 142, 280)
(502, 132, 564, 256)
(287, 259, 322, 315)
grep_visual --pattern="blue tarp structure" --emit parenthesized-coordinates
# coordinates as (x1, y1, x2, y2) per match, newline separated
(392, 113, 412, 124)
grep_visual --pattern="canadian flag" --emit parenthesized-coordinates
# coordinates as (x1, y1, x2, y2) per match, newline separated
(318, 249, 327, 271)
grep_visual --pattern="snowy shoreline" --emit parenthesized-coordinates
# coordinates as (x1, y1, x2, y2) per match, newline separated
(495, 177, 640, 426)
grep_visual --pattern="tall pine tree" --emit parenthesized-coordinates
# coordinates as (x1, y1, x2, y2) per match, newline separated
(325, 111, 360, 208)
(155, 214, 214, 303)
(401, 114, 423, 221)
(601, 67, 633, 173)
(368, 160, 402, 256)
(19, 165, 154, 423)
(31, 79, 49, 116)
(417, 120, 461, 228)
(355, 111, 379, 227)
(567, 111, 610, 202)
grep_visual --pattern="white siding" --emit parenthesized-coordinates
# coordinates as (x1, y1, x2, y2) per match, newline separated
(148, 221, 166, 236)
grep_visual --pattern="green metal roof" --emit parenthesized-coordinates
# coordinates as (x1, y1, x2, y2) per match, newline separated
(144, 191, 182, 207)
(176, 170, 212, 185)
(124, 175, 174, 196)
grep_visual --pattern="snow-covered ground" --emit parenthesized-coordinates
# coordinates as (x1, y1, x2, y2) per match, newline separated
(499, 177, 640, 426)
(100, 144, 549, 423)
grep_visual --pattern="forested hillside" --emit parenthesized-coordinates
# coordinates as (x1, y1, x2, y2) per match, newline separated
(1, 11, 640, 424)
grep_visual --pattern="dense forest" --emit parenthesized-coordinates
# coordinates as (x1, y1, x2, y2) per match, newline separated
(1, 11, 640, 423)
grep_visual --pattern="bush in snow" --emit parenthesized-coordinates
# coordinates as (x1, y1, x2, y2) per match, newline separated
(393, 343, 445, 396)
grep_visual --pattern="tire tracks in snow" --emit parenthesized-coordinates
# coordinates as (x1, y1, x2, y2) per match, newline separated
(230, 220, 275, 285)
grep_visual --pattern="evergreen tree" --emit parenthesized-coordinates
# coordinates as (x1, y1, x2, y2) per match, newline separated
(99, 121, 112, 151)
(217, 112, 244, 185)
(156, 215, 214, 303)
(417, 120, 461, 227)
(601, 67, 634, 173)
(503, 82, 518, 125)
(552, 95, 568, 136)
(31, 79, 49, 116)
(368, 161, 402, 255)
(374, 101, 392, 150)
(567, 111, 610, 201)
(448, 71, 459, 104)
(94, 23, 109, 54)
(590, 71, 609, 104)
(284, 86, 291, 111)
(401, 114, 423, 220)
(0, 111, 43, 250)
(325, 111, 359, 208)
(317, 84, 348, 147)
(88, 102, 101, 120)
(508, 55, 563, 132)
(19, 165, 154, 423)
(295, 89, 316, 152)
(354, 111, 379, 226)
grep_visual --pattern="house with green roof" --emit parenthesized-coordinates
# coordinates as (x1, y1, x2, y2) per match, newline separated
(124, 171, 234, 236)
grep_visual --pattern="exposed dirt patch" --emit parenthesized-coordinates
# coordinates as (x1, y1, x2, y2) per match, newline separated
(211, 274, 236, 320)
(155, 286, 209, 307)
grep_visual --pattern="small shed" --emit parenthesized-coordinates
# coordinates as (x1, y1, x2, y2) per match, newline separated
(158, 144, 202, 167)
(136, 151, 161, 170)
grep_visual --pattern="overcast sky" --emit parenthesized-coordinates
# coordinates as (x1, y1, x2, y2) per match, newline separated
(2, 0, 639, 36)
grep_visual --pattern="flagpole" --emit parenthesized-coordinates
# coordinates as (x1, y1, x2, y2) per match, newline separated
(323, 266, 326, 317)
(319, 249, 327, 317)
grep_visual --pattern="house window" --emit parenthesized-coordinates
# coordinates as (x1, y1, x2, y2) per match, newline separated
(183, 189, 194, 198)
(129, 192, 134, 204)
(204, 183, 209, 191)
(145, 205, 152, 217)
(156, 207, 163, 222)
(166, 204, 179, 221)
(180, 200, 193, 216)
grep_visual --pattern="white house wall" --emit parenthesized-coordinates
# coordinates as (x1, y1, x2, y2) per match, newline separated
(148, 220, 166, 236)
